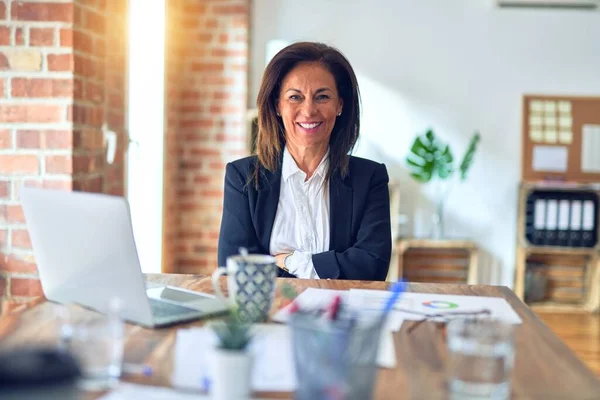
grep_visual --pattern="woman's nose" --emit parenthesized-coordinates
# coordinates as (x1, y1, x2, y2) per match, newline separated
(300, 99, 317, 116)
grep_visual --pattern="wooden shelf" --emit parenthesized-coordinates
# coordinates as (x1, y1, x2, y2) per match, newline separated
(521, 245, 598, 256)
(515, 184, 600, 313)
(388, 238, 479, 284)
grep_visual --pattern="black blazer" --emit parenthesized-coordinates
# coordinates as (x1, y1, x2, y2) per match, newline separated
(217, 155, 392, 281)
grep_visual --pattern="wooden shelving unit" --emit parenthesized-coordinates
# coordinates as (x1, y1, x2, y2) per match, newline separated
(514, 183, 600, 313)
(387, 238, 479, 284)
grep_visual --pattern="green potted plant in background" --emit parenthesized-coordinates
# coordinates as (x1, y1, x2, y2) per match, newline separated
(210, 308, 254, 400)
(405, 129, 481, 239)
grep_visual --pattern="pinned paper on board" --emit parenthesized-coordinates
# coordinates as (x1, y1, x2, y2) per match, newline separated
(581, 124, 600, 173)
(523, 95, 600, 182)
(532, 145, 568, 173)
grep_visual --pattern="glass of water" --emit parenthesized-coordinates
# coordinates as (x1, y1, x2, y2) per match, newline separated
(446, 318, 515, 400)
(62, 301, 125, 391)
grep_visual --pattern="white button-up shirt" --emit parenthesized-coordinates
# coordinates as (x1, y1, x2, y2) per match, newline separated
(269, 147, 330, 279)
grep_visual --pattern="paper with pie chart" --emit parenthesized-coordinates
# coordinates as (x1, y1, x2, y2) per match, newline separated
(348, 289, 522, 325)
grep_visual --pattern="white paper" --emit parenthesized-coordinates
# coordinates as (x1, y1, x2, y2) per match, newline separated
(546, 199, 558, 230)
(532, 145, 567, 172)
(348, 290, 522, 325)
(99, 383, 210, 400)
(271, 287, 404, 332)
(570, 200, 582, 230)
(582, 200, 596, 231)
(534, 199, 546, 229)
(582, 124, 600, 173)
(558, 200, 570, 230)
(172, 324, 297, 392)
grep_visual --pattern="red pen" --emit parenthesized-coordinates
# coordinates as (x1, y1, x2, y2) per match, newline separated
(328, 295, 342, 321)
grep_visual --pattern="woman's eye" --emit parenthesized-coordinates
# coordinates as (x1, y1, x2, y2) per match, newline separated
(316, 94, 330, 101)
(289, 95, 301, 101)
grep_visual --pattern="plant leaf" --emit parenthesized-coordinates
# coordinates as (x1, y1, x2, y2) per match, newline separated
(458, 132, 481, 181)
(406, 129, 453, 182)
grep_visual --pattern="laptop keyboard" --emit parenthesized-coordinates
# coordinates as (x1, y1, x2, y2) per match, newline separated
(149, 298, 200, 319)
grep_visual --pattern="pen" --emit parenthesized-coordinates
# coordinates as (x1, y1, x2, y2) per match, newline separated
(328, 295, 342, 321)
(382, 280, 406, 315)
(122, 363, 153, 376)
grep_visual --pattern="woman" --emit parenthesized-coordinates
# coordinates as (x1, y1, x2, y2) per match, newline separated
(217, 42, 391, 280)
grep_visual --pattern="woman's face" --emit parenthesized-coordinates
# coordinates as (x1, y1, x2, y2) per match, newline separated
(277, 62, 343, 152)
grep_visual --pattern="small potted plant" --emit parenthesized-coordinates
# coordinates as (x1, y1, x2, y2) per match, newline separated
(209, 308, 254, 400)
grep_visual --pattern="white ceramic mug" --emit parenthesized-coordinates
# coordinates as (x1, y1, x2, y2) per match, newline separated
(211, 254, 277, 322)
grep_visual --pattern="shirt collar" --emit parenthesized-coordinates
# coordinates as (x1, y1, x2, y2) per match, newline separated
(282, 146, 330, 182)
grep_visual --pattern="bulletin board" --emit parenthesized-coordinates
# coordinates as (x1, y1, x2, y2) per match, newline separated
(522, 95, 600, 183)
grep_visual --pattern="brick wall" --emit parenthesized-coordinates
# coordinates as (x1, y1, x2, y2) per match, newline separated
(164, 0, 249, 275)
(0, 0, 127, 312)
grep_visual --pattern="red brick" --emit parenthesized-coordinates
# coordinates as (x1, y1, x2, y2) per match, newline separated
(73, 30, 92, 54)
(10, 277, 43, 297)
(0, 78, 4, 98)
(0, 26, 9, 46)
(11, 78, 73, 98)
(0, 2, 5, 20)
(0, 129, 10, 148)
(0, 277, 5, 297)
(47, 53, 73, 71)
(1, 255, 37, 274)
(86, 10, 105, 35)
(0, 181, 9, 198)
(84, 81, 103, 103)
(0, 155, 39, 175)
(214, 4, 247, 15)
(45, 130, 72, 149)
(6, 205, 25, 224)
(17, 130, 71, 150)
(11, 3, 73, 23)
(11, 229, 32, 249)
(15, 27, 25, 46)
(30, 28, 54, 46)
(191, 62, 224, 72)
(16, 130, 41, 149)
(45, 155, 72, 174)
(0, 105, 64, 123)
(60, 28, 72, 47)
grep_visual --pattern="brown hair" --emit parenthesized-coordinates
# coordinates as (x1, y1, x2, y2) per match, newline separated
(253, 42, 361, 187)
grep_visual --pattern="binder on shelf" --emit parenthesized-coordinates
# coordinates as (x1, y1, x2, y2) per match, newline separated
(569, 200, 583, 247)
(532, 198, 546, 245)
(557, 198, 570, 247)
(581, 200, 596, 248)
(544, 199, 558, 246)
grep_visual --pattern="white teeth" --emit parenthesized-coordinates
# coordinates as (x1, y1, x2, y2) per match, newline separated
(299, 122, 320, 129)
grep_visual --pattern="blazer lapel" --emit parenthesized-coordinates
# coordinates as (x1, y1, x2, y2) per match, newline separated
(329, 172, 353, 251)
(255, 166, 281, 252)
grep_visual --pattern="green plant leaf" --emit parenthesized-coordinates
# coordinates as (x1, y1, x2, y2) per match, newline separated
(405, 129, 453, 183)
(458, 132, 481, 181)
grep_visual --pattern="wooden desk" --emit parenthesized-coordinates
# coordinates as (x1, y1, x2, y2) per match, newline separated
(2, 274, 599, 399)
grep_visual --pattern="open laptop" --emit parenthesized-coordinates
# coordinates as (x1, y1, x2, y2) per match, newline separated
(20, 187, 230, 328)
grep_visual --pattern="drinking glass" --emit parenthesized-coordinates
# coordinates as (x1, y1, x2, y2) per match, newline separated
(446, 318, 515, 400)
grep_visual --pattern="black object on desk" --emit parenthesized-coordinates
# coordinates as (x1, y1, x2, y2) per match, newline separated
(0, 347, 81, 400)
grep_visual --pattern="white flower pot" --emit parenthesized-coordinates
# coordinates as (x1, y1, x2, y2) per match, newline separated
(211, 348, 253, 400)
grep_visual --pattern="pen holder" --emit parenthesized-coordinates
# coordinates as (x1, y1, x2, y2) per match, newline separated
(289, 311, 384, 400)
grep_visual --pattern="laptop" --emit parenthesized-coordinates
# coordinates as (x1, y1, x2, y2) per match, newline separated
(19, 187, 230, 328)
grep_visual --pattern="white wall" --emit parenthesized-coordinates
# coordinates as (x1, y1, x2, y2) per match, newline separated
(250, 0, 600, 286)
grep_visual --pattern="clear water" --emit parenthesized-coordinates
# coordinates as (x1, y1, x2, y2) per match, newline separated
(68, 333, 124, 391)
(447, 340, 513, 400)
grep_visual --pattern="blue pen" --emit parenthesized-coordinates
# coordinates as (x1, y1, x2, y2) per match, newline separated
(382, 280, 406, 316)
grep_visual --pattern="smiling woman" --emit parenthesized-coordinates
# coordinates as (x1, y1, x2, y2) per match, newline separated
(217, 42, 392, 281)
